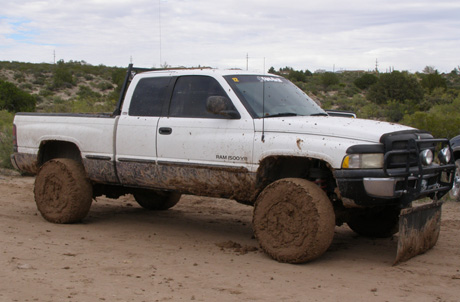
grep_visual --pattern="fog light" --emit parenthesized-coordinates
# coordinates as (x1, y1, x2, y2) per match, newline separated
(438, 147, 451, 164)
(420, 149, 433, 166)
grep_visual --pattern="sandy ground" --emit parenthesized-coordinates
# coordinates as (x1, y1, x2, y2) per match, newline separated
(1, 174, 460, 302)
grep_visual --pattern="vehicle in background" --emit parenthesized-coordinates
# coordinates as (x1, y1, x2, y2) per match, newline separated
(450, 135, 460, 201)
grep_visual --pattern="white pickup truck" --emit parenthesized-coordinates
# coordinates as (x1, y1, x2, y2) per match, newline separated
(11, 65, 455, 264)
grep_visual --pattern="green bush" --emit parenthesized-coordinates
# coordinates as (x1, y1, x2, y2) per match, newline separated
(321, 72, 340, 88)
(0, 110, 14, 169)
(77, 85, 102, 99)
(51, 60, 75, 89)
(401, 98, 460, 138)
(367, 71, 424, 105)
(0, 80, 37, 112)
(354, 73, 378, 90)
(421, 71, 447, 93)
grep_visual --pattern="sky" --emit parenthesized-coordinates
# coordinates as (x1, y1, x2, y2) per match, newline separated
(1, 0, 459, 73)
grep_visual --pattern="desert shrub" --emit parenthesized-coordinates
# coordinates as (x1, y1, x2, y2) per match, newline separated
(401, 98, 460, 138)
(0, 110, 14, 169)
(51, 60, 75, 89)
(367, 71, 424, 105)
(0, 80, 36, 112)
(421, 71, 447, 93)
(77, 85, 101, 99)
(321, 72, 340, 89)
(354, 73, 378, 90)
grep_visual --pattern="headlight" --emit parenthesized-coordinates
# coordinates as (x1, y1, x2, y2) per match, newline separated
(438, 147, 451, 164)
(342, 153, 384, 169)
(420, 149, 433, 166)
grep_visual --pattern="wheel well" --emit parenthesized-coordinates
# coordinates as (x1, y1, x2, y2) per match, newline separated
(255, 156, 346, 225)
(38, 141, 82, 167)
(454, 150, 460, 161)
(256, 156, 335, 194)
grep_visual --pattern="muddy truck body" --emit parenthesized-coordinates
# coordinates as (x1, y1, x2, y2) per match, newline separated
(11, 65, 456, 264)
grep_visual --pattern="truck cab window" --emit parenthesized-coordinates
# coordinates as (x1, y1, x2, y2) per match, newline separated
(129, 77, 170, 116)
(169, 76, 236, 118)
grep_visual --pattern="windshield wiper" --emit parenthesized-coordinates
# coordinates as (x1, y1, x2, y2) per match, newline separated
(310, 113, 328, 116)
(264, 112, 299, 118)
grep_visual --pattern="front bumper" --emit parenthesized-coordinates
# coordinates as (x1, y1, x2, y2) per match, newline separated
(336, 136, 455, 207)
(335, 164, 455, 207)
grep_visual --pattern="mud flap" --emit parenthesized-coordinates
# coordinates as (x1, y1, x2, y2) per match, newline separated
(394, 200, 443, 265)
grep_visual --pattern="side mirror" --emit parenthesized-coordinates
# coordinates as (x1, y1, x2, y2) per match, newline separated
(206, 96, 240, 119)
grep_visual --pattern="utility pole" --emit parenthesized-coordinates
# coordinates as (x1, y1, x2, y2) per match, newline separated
(375, 58, 379, 73)
(53, 50, 56, 64)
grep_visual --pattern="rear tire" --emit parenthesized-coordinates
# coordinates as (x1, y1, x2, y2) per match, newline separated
(253, 178, 335, 264)
(449, 159, 460, 202)
(133, 190, 181, 210)
(34, 158, 92, 223)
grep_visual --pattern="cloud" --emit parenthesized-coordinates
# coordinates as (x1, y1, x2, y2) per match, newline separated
(1, 0, 459, 72)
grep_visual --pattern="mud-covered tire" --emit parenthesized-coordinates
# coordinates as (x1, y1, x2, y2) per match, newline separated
(449, 159, 460, 202)
(34, 158, 93, 224)
(347, 206, 400, 238)
(133, 190, 181, 211)
(253, 178, 335, 264)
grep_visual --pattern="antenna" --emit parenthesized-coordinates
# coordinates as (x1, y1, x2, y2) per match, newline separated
(159, 0, 162, 66)
(246, 53, 249, 71)
(261, 77, 265, 142)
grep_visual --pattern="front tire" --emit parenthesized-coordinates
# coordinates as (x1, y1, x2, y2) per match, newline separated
(449, 159, 460, 202)
(34, 158, 93, 223)
(253, 178, 335, 264)
(133, 190, 181, 210)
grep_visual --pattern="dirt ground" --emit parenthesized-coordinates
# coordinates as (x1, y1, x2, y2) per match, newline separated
(1, 174, 460, 302)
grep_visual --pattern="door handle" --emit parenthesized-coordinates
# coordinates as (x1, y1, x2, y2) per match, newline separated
(159, 127, 172, 135)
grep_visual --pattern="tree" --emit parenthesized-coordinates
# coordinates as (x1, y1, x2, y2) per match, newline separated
(52, 60, 75, 89)
(367, 71, 424, 105)
(0, 80, 36, 112)
(288, 70, 307, 82)
(321, 72, 339, 88)
(422, 66, 436, 74)
(354, 73, 378, 90)
(420, 71, 447, 93)
(401, 97, 460, 139)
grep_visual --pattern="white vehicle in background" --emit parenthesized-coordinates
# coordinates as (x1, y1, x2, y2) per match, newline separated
(11, 65, 456, 264)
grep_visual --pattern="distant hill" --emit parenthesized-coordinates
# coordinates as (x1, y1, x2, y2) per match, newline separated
(0, 60, 459, 138)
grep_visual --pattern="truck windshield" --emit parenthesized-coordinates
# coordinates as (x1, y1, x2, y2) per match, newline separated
(224, 75, 326, 118)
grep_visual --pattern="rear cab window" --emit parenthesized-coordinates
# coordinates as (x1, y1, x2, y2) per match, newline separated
(129, 77, 171, 116)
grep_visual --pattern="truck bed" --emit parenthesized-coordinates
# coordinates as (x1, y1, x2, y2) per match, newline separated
(13, 112, 118, 181)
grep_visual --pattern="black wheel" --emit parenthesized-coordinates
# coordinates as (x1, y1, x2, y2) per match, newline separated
(253, 178, 335, 264)
(34, 158, 92, 223)
(449, 159, 460, 202)
(133, 190, 181, 210)
(347, 206, 400, 238)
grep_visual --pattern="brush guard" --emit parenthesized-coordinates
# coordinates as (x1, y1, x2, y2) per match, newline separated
(383, 138, 454, 264)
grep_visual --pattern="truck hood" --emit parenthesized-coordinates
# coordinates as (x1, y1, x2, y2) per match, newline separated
(261, 116, 414, 143)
